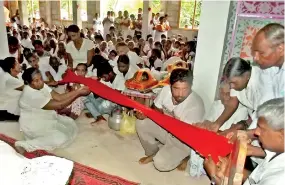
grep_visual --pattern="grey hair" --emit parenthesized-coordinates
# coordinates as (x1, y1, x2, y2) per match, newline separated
(257, 98, 284, 130)
(258, 23, 284, 46)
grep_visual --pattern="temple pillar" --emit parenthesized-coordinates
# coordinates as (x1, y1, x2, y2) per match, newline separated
(18, 0, 29, 26)
(39, 0, 52, 26)
(142, 0, 151, 39)
(72, 0, 82, 28)
(87, 0, 100, 28)
(192, 0, 231, 112)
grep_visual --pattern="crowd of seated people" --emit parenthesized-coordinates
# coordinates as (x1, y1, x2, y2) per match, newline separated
(0, 7, 284, 185)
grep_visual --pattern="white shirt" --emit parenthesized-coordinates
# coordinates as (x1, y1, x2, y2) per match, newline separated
(38, 56, 51, 81)
(47, 64, 67, 81)
(103, 74, 126, 91)
(147, 50, 165, 61)
(205, 100, 248, 131)
(0, 72, 24, 115)
(93, 18, 102, 32)
(230, 65, 285, 164)
(144, 58, 163, 69)
(66, 38, 94, 67)
(121, 18, 130, 30)
(128, 50, 143, 65)
(21, 38, 34, 49)
(162, 56, 182, 71)
(244, 151, 285, 185)
(154, 85, 205, 123)
(143, 43, 151, 54)
(154, 58, 163, 69)
(259, 64, 285, 101)
(114, 64, 138, 80)
(113, 51, 142, 69)
(230, 66, 262, 116)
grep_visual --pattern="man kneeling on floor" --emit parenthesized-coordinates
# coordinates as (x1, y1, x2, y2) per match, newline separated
(135, 68, 205, 172)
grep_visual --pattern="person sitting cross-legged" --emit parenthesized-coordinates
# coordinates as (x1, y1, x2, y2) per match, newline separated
(84, 62, 125, 124)
(135, 68, 205, 172)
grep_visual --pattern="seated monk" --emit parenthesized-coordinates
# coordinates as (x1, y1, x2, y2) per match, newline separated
(15, 67, 90, 152)
(135, 68, 205, 172)
(204, 98, 284, 185)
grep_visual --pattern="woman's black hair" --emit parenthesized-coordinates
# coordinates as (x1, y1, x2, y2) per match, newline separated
(49, 56, 60, 65)
(154, 41, 163, 49)
(96, 62, 114, 78)
(154, 41, 165, 58)
(8, 36, 19, 46)
(109, 50, 117, 56)
(80, 32, 85, 38)
(22, 67, 40, 85)
(91, 55, 109, 70)
(94, 34, 104, 41)
(33, 39, 43, 47)
(117, 54, 130, 65)
(170, 68, 193, 86)
(76, 63, 88, 71)
(185, 41, 197, 53)
(223, 57, 252, 79)
(146, 34, 152, 41)
(67, 24, 80, 33)
(151, 48, 161, 59)
(94, 47, 101, 54)
(133, 47, 140, 56)
(23, 48, 33, 61)
(0, 57, 17, 74)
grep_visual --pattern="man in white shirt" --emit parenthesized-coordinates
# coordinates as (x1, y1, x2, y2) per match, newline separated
(204, 98, 284, 185)
(114, 42, 142, 69)
(251, 23, 284, 102)
(84, 62, 125, 123)
(202, 24, 284, 137)
(21, 31, 34, 49)
(114, 11, 123, 36)
(135, 68, 205, 172)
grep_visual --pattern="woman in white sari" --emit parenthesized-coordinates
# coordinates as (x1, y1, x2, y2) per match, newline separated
(15, 67, 90, 152)
(0, 57, 24, 121)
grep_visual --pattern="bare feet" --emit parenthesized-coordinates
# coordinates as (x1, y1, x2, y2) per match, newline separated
(91, 115, 106, 125)
(85, 112, 93, 118)
(139, 156, 154, 165)
(177, 156, 190, 171)
(15, 145, 26, 155)
(69, 113, 79, 120)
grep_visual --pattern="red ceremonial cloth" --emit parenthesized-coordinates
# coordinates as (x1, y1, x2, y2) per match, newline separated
(60, 70, 233, 162)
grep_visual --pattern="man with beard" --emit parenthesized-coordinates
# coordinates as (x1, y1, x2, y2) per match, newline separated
(135, 68, 205, 172)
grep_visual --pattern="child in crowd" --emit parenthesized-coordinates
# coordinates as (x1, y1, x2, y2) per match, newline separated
(58, 63, 88, 119)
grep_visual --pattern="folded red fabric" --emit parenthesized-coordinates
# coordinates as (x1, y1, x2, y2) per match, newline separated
(60, 70, 233, 162)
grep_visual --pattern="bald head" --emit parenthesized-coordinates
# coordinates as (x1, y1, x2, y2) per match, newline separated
(256, 23, 284, 46)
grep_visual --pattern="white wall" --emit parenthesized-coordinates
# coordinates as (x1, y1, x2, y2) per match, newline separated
(192, 0, 231, 112)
